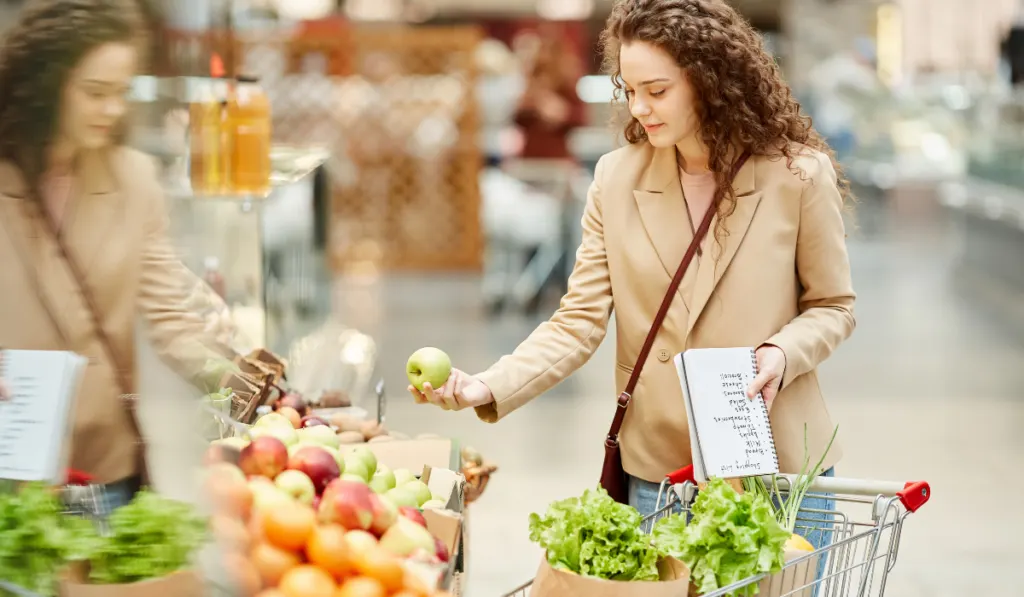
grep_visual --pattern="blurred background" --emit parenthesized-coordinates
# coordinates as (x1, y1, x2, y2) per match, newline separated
(12, 0, 1022, 593)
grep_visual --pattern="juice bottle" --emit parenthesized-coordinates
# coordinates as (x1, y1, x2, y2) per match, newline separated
(189, 54, 229, 195)
(226, 75, 271, 196)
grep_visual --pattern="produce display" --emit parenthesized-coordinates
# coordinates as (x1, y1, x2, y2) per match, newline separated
(204, 408, 455, 596)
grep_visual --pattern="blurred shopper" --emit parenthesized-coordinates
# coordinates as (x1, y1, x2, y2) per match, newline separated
(413, 0, 855, 554)
(513, 24, 587, 160)
(0, 0, 235, 511)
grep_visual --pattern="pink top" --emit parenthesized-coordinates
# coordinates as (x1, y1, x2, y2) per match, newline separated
(679, 167, 717, 233)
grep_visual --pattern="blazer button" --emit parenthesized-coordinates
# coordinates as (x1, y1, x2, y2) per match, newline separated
(657, 349, 671, 362)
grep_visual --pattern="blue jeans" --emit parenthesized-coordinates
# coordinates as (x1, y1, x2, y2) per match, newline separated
(629, 468, 835, 589)
(95, 475, 141, 517)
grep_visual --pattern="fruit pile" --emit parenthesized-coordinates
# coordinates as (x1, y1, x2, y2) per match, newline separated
(205, 412, 453, 597)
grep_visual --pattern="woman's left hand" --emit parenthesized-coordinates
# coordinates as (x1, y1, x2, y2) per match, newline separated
(747, 344, 787, 410)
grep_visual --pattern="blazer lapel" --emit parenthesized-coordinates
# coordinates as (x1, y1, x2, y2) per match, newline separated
(686, 157, 763, 337)
(633, 147, 696, 309)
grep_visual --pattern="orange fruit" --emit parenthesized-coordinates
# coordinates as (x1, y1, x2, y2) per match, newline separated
(251, 541, 302, 587)
(263, 503, 317, 551)
(335, 577, 386, 597)
(306, 524, 353, 578)
(351, 548, 404, 592)
(279, 565, 336, 597)
(256, 591, 287, 597)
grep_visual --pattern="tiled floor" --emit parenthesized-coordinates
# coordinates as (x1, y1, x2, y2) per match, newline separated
(330, 190, 1024, 596)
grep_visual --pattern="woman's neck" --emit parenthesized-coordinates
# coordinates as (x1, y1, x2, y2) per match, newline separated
(675, 136, 710, 175)
(47, 140, 79, 175)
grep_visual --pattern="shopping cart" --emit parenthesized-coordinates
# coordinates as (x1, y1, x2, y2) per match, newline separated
(502, 465, 930, 597)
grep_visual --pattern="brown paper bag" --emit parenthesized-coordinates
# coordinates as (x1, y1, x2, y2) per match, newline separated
(60, 565, 204, 597)
(529, 555, 690, 597)
(757, 548, 821, 597)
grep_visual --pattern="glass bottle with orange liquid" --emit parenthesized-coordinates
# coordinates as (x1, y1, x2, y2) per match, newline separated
(189, 54, 229, 195)
(226, 75, 272, 196)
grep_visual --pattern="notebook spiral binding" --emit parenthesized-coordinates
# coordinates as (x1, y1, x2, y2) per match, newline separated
(750, 348, 780, 471)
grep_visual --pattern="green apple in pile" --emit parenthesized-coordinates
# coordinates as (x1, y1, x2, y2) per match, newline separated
(369, 464, 397, 494)
(406, 347, 452, 392)
(393, 468, 417, 488)
(297, 425, 341, 449)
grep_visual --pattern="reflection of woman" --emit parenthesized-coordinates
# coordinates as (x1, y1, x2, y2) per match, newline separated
(412, 0, 854, 557)
(513, 27, 587, 160)
(0, 0, 234, 510)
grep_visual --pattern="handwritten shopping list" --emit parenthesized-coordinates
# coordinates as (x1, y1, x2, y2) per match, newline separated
(0, 351, 85, 482)
(681, 348, 779, 479)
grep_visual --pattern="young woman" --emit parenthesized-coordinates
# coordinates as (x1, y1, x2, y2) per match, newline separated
(412, 0, 854, 544)
(0, 0, 234, 511)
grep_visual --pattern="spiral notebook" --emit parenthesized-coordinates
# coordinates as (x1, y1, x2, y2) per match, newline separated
(674, 347, 779, 482)
(0, 350, 87, 483)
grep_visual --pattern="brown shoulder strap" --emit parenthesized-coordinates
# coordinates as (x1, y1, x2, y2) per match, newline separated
(36, 211, 133, 398)
(607, 150, 752, 444)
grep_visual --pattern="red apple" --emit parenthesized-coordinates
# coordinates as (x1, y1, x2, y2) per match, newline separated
(278, 406, 302, 429)
(369, 493, 398, 536)
(318, 479, 375, 531)
(312, 495, 321, 512)
(378, 516, 437, 558)
(287, 446, 341, 494)
(434, 536, 450, 563)
(238, 436, 289, 479)
(398, 506, 427, 528)
(300, 415, 329, 428)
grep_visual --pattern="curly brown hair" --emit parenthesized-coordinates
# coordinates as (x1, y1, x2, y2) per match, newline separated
(600, 0, 853, 232)
(0, 0, 146, 202)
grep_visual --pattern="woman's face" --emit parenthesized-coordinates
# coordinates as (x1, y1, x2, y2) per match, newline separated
(60, 42, 137, 152)
(619, 40, 700, 149)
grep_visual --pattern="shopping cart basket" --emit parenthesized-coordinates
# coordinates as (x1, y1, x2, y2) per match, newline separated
(502, 465, 930, 597)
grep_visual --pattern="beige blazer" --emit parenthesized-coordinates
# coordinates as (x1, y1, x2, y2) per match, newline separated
(474, 142, 856, 483)
(0, 147, 229, 484)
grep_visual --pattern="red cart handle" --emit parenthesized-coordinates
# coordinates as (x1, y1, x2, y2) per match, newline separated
(66, 469, 94, 486)
(664, 465, 931, 512)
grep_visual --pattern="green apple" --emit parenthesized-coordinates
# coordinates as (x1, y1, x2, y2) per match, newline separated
(297, 426, 341, 449)
(385, 486, 420, 508)
(342, 457, 372, 482)
(369, 465, 397, 494)
(275, 470, 315, 505)
(348, 446, 377, 474)
(340, 473, 368, 485)
(253, 412, 293, 430)
(421, 499, 447, 510)
(404, 480, 433, 506)
(393, 468, 417, 487)
(248, 424, 299, 447)
(406, 347, 452, 392)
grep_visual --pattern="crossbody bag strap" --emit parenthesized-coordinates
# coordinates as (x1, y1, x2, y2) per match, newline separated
(34, 208, 134, 399)
(606, 150, 752, 445)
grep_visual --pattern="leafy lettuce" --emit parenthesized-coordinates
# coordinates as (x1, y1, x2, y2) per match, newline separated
(527, 486, 660, 581)
(653, 478, 790, 595)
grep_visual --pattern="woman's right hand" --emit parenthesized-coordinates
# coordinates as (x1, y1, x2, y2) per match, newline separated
(408, 368, 494, 411)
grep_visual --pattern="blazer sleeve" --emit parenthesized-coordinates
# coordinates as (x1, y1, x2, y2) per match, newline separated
(764, 152, 856, 389)
(474, 156, 614, 422)
(136, 158, 237, 384)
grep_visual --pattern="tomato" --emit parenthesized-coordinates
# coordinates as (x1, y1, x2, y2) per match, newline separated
(306, 524, 353, 578)
(279, 565, 336, 597)
(263, 503, 317, 552)
(251, 542, 302, 587)
(335, 577, 386, 597)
